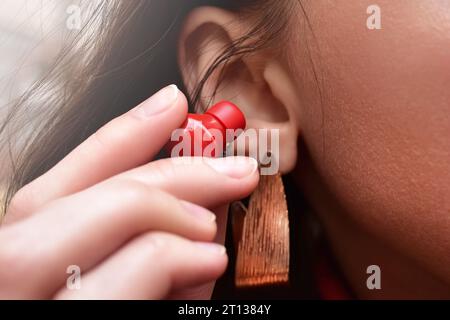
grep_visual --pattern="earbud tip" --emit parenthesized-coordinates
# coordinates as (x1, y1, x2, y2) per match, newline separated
(206, 101, 246, 131)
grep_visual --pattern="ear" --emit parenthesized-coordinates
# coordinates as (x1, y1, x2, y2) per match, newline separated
(178, 6, 300, 173)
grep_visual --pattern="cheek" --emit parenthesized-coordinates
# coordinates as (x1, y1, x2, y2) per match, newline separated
(291, 0, 450, 251)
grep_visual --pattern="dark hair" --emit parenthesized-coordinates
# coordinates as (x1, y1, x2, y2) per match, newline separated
(0, 0, 322, 299)
(0, 0, 295, 215)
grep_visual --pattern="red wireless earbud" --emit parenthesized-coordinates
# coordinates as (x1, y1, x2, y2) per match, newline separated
(166, 101, 246, 157)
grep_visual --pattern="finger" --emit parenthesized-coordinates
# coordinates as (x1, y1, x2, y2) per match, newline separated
(213, 205, 230, 244)
(8, 85, 188, 221)
(116, 156, 259, 209)
(169, 205, 230, 300)
(168, 205, 230, 300)
(54, 232, 228, 300)
(169, 282, 219, 300)
(0, 181, 216, 299)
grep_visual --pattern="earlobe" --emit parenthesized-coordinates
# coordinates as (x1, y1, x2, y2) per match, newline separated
(178, 6, 301, 174)
(261, 61, 301, 173)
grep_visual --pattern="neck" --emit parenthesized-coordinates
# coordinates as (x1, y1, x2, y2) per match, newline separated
(292, 143, 450, 299)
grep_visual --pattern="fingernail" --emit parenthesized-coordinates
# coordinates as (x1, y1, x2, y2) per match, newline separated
(180, 201, 216, 223)
(195, 242, 227, 256)
(133, 84, 179, 118)
(205, 157, 258, 179)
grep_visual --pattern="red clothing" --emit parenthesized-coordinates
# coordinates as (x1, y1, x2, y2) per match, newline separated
(315, 246, 353, 300)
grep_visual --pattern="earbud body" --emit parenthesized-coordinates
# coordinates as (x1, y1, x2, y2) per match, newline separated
(166, 101, 246, 157)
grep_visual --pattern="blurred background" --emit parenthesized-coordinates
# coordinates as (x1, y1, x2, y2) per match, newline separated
(0, 0, 75, 107)
(0, 0, 74, 198)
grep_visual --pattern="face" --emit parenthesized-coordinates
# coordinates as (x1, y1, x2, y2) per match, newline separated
(289, 0, 450, 296)
(179, 0, 450, 297)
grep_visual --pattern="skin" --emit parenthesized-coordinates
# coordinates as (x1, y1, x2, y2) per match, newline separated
(1, 0, 448, 299)
(0, 85, 259, 299)
(179, 0, 450, 298)
(291, 0, 450, 298)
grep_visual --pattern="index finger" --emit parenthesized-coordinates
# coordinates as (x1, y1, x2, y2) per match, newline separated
(8, 85, 187, 221)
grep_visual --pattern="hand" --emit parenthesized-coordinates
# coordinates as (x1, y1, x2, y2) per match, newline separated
(0, 85, 259, 299)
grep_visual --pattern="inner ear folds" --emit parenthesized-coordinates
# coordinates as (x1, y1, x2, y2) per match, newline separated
(178, 7, 300, 173)
(183, 29, 290, 124)
(180, 21, 233, 99)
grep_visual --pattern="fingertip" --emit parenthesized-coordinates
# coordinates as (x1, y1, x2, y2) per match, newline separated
(224, 157, 260, 200)
(179, 200, 218, 242)
(130, 84, 187, 125)
(203, 156, 258, 180)
(169, 240, 228, 291)
(193, 242, 229, 277)
(172, 86, 189, 122)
